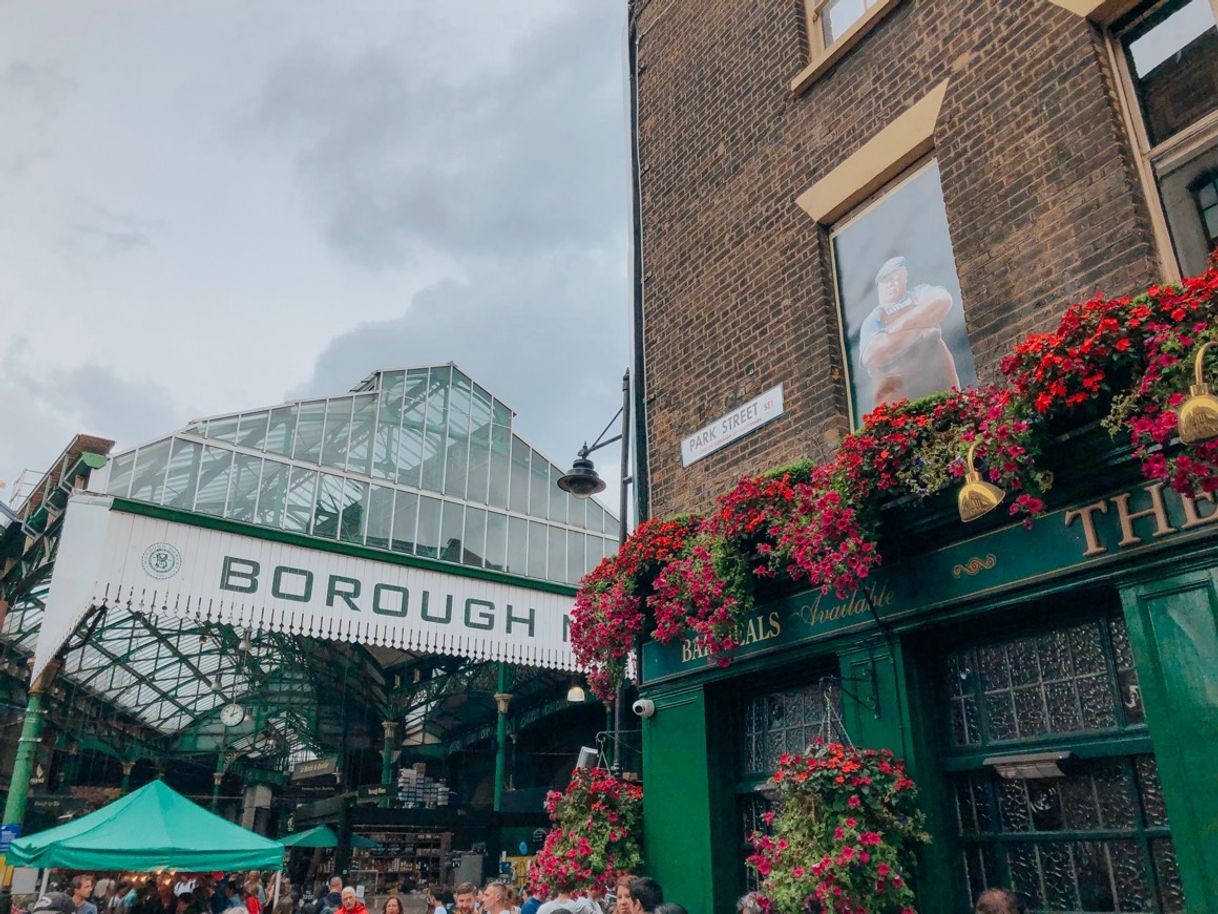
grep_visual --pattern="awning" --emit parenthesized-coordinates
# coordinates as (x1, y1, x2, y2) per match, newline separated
(6, 780, 285, 871)
(32, 493, 577, 683)
(278, 826, 379, 849)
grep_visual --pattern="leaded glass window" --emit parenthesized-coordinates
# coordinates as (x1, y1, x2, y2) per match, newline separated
(955, 758, 1184, 913)
(947, 618, 1144, 748)
(945, 612, 1181, 912)
(739, 680, 845, 777)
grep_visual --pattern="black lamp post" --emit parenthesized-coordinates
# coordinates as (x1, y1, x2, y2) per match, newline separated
(557, 369, 632, 770)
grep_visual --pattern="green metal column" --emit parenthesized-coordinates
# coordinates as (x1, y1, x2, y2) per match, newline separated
(493, 663, 513, 813)
(2, 664, 56, 828)
(120, 761, 135, 794)
(211, 753, 226, 810)
(380, 721, 398, 809)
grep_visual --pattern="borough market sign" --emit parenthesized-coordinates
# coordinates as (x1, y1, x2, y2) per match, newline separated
(32, 494, 578, 682)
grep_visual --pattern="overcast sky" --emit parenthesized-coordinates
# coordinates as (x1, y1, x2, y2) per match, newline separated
(0, 2, 631, 513)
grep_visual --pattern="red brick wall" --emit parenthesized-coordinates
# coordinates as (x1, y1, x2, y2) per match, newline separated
(633, 0, 1162, 519)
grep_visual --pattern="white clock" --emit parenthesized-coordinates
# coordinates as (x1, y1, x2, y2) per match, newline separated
(220, 703, 246, 727)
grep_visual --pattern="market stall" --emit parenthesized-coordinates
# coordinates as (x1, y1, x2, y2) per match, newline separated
(7, 780, 283, 894)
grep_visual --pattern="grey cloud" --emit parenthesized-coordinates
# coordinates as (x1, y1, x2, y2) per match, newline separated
(0, 61, 71, 173)
(66, 198, 160, 257)
(296, 249, 629, 470)
(0, 338, 178, 484)
(252, 3, 627, 268)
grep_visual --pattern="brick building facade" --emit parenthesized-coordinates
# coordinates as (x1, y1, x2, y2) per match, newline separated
(627, 2, 1218, 913)
(631, 0, 1216, 518)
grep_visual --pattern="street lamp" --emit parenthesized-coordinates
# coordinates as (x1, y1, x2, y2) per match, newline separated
(557, 369, 633, 771)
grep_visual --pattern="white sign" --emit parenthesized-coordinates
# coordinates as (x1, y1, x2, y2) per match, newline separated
(32, 494, 577, 682)
(681, 384, 785, 467)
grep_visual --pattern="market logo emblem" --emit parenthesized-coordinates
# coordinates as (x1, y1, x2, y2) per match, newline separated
(142, 542, 182, 580)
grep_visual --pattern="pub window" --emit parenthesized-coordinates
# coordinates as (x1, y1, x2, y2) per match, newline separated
(829, 161, 977, 425)
(794, 0, 900, 91)
(735, 678, 843, 892)
(942, 609, 1187, 913)
(1113, 0, 1218, 277)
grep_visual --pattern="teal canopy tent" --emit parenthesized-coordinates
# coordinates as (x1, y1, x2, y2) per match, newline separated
(278, 826, 379, 850)
(7, 780, 285, 871)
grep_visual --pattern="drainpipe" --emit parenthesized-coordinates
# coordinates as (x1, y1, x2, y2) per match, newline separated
(492, 664, 513, 813)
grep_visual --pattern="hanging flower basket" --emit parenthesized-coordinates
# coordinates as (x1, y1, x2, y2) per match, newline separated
(747, 743, 929, 914)
(527, 767, 644, 898)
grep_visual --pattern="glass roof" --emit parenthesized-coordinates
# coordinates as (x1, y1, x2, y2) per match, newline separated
(104, 364, 617, 584)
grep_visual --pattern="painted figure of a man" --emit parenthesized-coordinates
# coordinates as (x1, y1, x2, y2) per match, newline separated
(858, 256, 960, 408)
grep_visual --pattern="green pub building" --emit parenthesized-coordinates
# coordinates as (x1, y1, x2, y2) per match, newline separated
(625, 0, 1218, 912)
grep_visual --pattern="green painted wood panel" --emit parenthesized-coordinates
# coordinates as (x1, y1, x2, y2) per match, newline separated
(1121, 571, 1218, 913)
(641, 685, 717, 914)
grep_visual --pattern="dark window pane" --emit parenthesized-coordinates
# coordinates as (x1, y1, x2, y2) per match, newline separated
(1123, 0, 1218, 145)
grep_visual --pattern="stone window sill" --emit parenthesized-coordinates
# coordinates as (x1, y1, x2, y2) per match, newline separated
(790, 0, 903, 95)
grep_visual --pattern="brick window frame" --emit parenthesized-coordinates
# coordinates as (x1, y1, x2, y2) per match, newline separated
(790, 0, 903, 95)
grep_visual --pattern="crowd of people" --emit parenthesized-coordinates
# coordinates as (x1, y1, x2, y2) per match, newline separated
(23, 871, 297, 914)
(23, 867, 1025, 914)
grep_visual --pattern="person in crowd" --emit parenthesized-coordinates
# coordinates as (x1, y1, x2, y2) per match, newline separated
(654, 906, 685, 914)
(584, 887, 608, 914)
(610, 875, 632, 914)
(976, 889, 1023, 914)
(380, 898, 403, 914)
(736, 894, 762, 914)
(620, 879, 661, 914)
(244, 884, 262, 914)
(337, 889, 366, 914)
(479, 884, 508, 914)
(424, 886, 447, 914)
(517, 889, 542, 914)
(504, 887, 521, 914)
(319, 880, 342, 914)
(32, 893, 79, 914)
(536, 890, 593, 914)
(72, 876, 99, 914)
(452, 884, 478, 914)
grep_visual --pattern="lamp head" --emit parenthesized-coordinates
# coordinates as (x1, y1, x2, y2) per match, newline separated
(1177, 341, 1218, 445)
(566, 683, 586, 703)
(958, 442, 1005, 523)
(557, 454, 606, 499)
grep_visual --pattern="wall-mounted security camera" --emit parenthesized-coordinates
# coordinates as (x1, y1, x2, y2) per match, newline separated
(632, 698, 656, 719)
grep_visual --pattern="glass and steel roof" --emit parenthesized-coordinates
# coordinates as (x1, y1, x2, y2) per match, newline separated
(103, 364, 618, 585)
(0, 369, 617, 770)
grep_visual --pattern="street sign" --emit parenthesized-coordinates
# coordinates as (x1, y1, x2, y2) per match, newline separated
(680, 384, 785, 466)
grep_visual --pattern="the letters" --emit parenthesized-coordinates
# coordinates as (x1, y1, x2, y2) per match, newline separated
(1181, 491, 1218, 529)
(327, 575, 361, 613)
(1111, 483, 1173, 547)
(465, 598, 495, 631)
(420, 592, 453, 624)
(506, 603, 535, 638)
(372, 583, 408, 617)
(272, 566, 313, 602)
(220, 557, 259, 594)
(1064, 500, 1109, 557)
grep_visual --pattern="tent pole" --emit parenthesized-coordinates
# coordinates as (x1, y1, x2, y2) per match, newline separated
(40, 869, 49, 895)
(270, 873, 281, 912)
